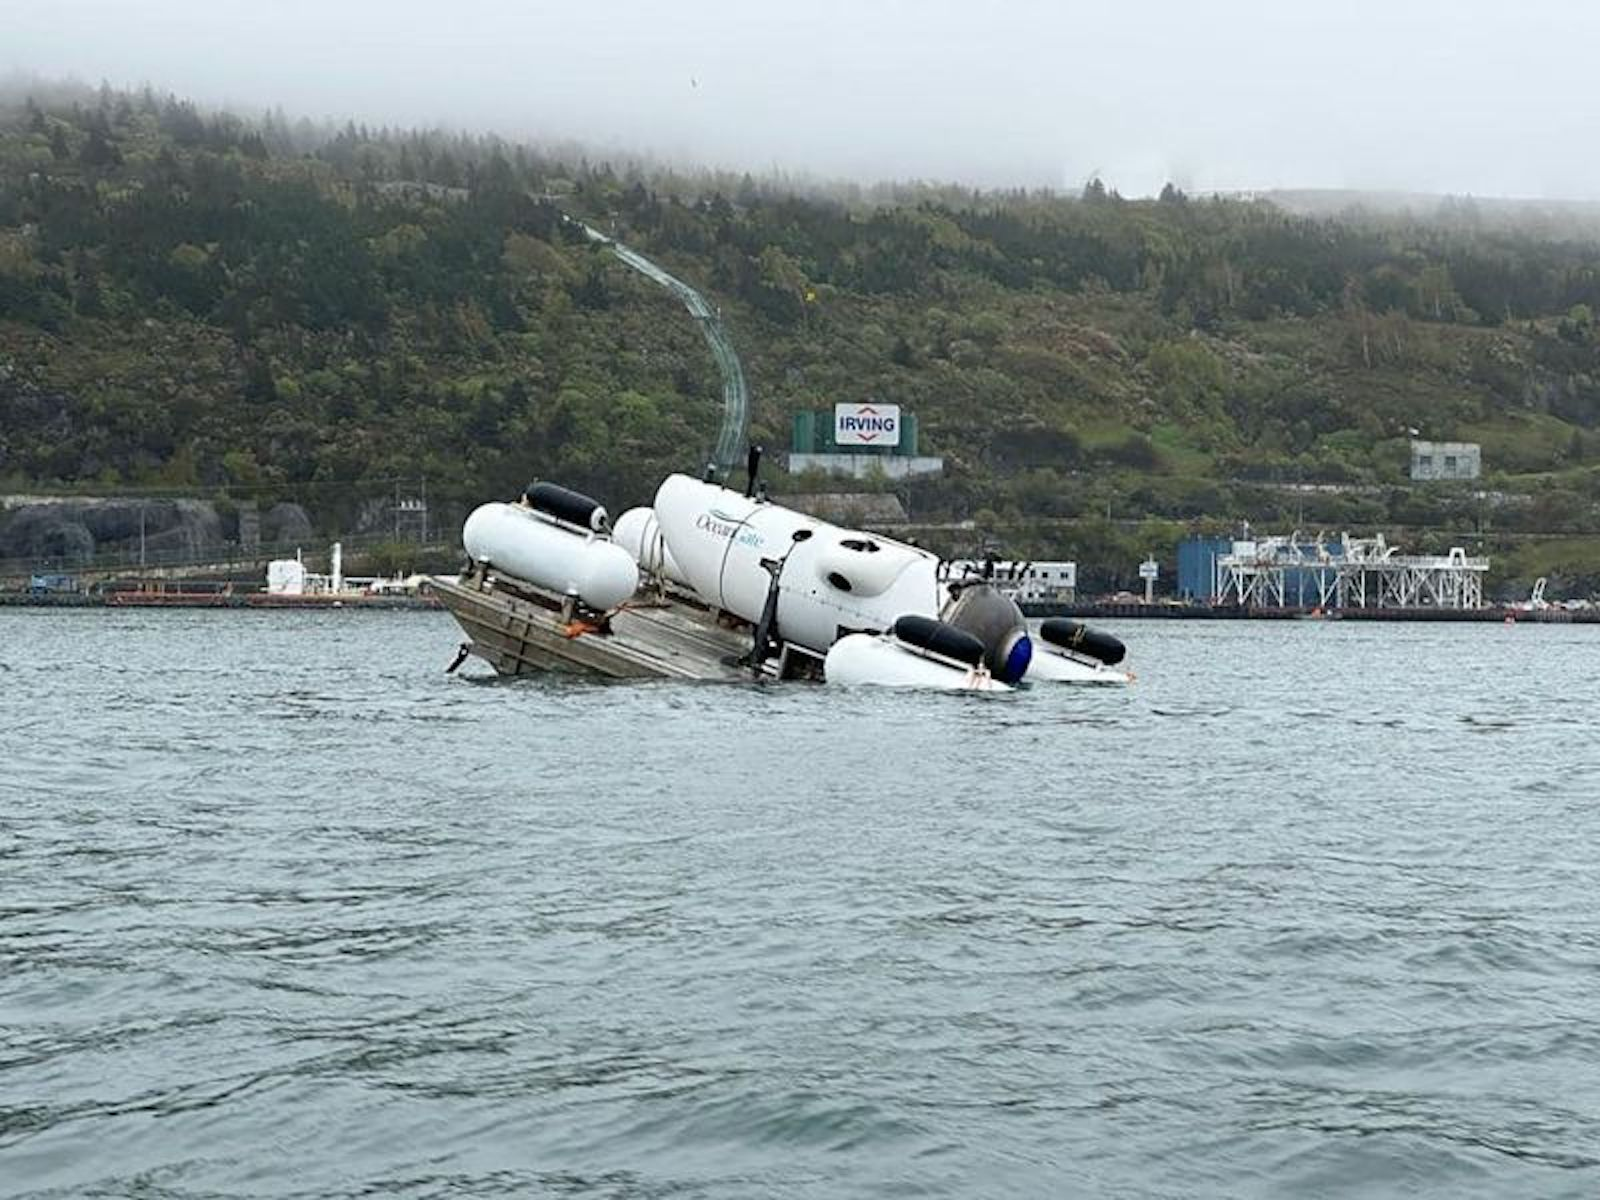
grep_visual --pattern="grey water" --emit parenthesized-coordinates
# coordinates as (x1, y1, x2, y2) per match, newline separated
(1, 610, 1598, 1199)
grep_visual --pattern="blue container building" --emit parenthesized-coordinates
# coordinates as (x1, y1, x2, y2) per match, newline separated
(1177, 536, 1232, 602)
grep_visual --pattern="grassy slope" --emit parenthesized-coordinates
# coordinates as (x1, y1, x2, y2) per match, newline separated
(4, 88, 1600, 595)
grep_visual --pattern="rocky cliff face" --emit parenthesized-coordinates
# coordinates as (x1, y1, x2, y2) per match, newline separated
(261, 502, 313, 545)
(0, 497, 310, 564)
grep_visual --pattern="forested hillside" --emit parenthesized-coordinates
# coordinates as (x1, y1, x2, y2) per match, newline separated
(4, 84, 1600, 590)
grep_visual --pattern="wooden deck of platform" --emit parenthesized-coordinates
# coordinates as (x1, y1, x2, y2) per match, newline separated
(426, 573, 755, 681)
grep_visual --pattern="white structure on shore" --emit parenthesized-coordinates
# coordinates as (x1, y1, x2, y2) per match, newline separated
(943, 559, 1077, 604)
(1214, 532, 1487, 610)
(266, 542, 424, 597)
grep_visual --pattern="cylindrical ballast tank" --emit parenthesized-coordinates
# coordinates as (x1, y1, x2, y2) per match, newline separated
(892, 614, 986, 667)
(1026, 648, 1130, 685)
(463, 502, 638, 610)
(524, 482, 609, 533)
(1039, 617, 1126, 666)
(825, 631, 1011, 691)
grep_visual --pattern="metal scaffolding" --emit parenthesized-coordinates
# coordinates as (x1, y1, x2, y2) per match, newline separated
(1214, 531, 1487, 611)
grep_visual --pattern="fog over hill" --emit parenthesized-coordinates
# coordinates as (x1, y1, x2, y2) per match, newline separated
(7, 0, 1600, 200)
(1258, 190, 1600, 234)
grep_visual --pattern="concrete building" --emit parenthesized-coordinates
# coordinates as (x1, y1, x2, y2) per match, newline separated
(788, 405, 945, 480)
(1410, 440, 1481, 481)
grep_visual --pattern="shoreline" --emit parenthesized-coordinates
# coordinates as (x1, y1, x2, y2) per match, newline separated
(1023, 602, 1597, 624)
(0, 592, 441, 610)
(2, 591, 1584, 623)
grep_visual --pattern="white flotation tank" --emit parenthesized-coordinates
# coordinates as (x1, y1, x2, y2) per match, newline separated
(824, 616, 1012, 691)
(1025, 648, 1132, 685)
(462, 502, 639, 610)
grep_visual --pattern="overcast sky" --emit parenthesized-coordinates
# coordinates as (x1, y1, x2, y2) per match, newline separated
(8, 0, 1599, 198)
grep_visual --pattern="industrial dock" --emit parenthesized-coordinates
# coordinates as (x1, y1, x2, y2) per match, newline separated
(1022, 600, 1598, 623)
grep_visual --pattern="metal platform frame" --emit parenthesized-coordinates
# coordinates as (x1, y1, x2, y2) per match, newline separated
(1214, 532, 1487, 611)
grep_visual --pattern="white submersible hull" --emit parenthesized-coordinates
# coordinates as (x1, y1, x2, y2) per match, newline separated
(437, 472, 1132, 689)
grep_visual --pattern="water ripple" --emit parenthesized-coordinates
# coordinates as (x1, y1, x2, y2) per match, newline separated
(2, 610, 1599, 1198)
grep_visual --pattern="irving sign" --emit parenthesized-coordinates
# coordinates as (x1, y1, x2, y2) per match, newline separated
(834, 402, 901, 448)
